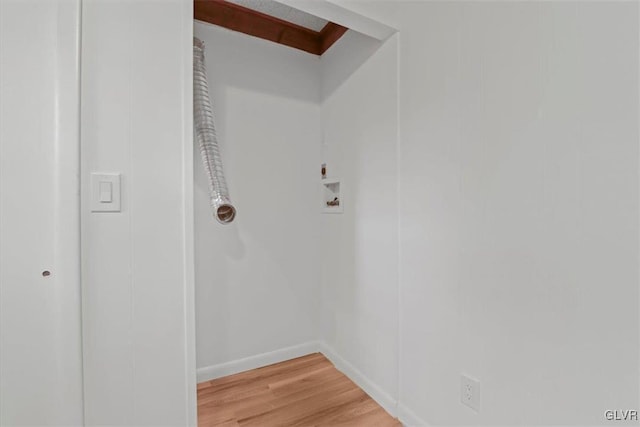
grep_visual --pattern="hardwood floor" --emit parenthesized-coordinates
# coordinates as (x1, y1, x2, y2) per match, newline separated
(197, 353, 401, 427)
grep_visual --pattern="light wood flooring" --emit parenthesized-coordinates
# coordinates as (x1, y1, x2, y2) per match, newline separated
(197, 353, 401, 427)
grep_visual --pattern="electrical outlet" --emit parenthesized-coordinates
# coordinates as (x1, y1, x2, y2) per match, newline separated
(461, 374, 480, 412)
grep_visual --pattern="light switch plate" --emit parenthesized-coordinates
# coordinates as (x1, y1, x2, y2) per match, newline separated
(91, 173, 121, 212)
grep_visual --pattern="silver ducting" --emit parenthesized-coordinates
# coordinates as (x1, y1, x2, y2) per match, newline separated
(193, 37, 236, 224)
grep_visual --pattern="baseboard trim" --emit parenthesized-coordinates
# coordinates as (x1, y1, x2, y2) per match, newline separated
(397, 403, 431, 426)
(196, 341, 320, 383)
(318, 341, 398, 419)
(196, 341, 429, 426)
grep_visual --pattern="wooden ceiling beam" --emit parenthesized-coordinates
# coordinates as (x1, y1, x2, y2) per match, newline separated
(195, 0, 321, 55)
(319, 22, 348, 55)
(194, 0, 348, 56)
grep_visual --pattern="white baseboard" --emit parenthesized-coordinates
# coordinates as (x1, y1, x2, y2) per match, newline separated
(196, 340, 429, 427)
(397, 403, 431, 426)
(318, 341, 398, 419)
(196, 341, 320, 383)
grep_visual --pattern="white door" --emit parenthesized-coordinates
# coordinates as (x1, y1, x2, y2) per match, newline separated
(0, 0, 84, 424)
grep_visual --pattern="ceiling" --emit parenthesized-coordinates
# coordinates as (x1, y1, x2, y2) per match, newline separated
(225, 0, 329, 32)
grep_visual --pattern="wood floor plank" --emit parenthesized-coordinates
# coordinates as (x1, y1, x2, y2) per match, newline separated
(236, 377, 358, 425)
(327, 407, 398, 427)
(197, 353, 400, 427)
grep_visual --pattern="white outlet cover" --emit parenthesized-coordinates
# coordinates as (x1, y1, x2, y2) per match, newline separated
(461, 374, 480, 412)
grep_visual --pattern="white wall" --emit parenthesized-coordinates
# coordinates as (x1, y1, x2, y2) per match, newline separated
(397, 3, 639, 425)
(319, 30, 400, 413)
(193, 22, 323, 377)
(81, 1, 195, 425)
(319, 1, 640, 425)
(0, 1, 84, 424)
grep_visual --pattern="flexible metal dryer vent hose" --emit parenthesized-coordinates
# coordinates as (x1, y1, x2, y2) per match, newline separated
(194, 37, 236, 224)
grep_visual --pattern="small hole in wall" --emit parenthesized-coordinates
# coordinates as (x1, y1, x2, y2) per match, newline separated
(42, 270, 51, 277)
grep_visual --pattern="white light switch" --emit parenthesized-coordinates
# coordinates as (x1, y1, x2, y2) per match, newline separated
(99, 182, 112, 203)
(91, 173, 121, 212)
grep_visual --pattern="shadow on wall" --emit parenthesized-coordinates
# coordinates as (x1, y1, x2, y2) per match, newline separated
(319, 29, 400, 407)
(195, 20, 321, 104)
(321, 30, 383, 102)
(194, 20, 383, 105)
(193, 19, 323, 371)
